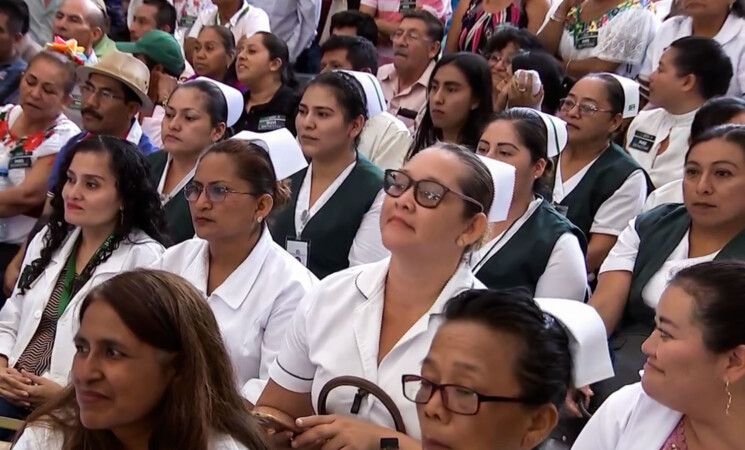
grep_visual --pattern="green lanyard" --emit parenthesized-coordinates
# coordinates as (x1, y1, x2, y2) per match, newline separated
(214, 3, 250, 28)
(57, 233, 114, 318)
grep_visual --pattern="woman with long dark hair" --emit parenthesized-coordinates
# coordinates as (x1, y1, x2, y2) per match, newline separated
(0, 136, 167, 421)
(13, 269, 270, 449)
(409, 52, 493, 158)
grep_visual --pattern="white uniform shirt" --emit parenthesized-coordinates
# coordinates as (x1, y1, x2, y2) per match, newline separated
(539, 2, 659, 78)
(572, 383, 682, 450)
(152, 229, 317, 402)
(600, 217, 718, 308)
(0, 227, 164, 385)
(141, 105, 165, 149)
(625, 107, 697, 188)
(553, 155, 649, 236)
(640, 14, 745, 96)
(295, 162, 390, 266)
(358, 112, 411, 171)
(268, 258, 483, 440)
(470, 198, 588, 301)
(0, 105, 80, 244)
(642, 179, 682, 212)
(188, 2, 271, 44)
(14, 426, 253, 450)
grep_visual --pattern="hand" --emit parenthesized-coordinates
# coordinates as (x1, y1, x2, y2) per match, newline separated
(507, 72, 544, 109)
(0, 368, 31, 408)
(156, 72, 179, 105)
(292, 414, 393, 450)
(494, 78, 511, 112)
(19, 371, 64, 407)
(3, 259, 20, 297)
(564, 385, 593, 418)
(558, 0, 582, 15)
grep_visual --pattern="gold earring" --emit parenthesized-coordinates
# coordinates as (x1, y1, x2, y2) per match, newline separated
(456, 237, 465, 247)
(726, 380, 732, 416)
(257, 216, 263, 224)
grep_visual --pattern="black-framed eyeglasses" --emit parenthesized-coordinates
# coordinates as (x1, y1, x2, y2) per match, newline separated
(183, 182, 258, 203)
(383, 170, 484, 211)
(558, 98, 614, 116)
(401, 374, 534, 415)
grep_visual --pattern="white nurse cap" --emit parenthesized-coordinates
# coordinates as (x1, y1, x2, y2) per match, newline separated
(193, 76, 244, 127)
(535, 111, 568, 158)
(339, 70, 387, 117)
(477, 155, 515, 223)
(607, 74, 640, 119)
(231, 129, 308, 179)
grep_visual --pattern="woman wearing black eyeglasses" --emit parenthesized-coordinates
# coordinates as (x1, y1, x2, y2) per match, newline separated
(152, 132, 317, 405)
(253, 142, 514, 449)
(553, 73, 650, 278)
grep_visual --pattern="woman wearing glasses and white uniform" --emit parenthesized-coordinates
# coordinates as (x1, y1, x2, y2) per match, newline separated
(151, 129, 317, 404)
(254, 143, 515, 448)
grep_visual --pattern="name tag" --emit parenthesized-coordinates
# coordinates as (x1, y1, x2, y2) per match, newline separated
(286, 238, 310, 267)
(399, 0, 416, 12)
(628, 131, 656, 153)
(179, 15, 197, 28)
(9, 155, 32, 170)
(574, 31, 598, 50)
(554, 204, 569, 217)
(257, 115, 286, 131)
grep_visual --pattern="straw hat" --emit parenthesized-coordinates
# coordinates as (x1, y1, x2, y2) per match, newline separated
(77, 49, 152, 109)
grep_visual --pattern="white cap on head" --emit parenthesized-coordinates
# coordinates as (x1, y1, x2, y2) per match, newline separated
(231, 129, 308, 179)
(535, 111, 568, 158)
(535, 298, 615, 387)
(339, 70, 387, 117)
(193, 77, 244, 127)
(477, 155, 515, 222)
(607, 74, 640, 119)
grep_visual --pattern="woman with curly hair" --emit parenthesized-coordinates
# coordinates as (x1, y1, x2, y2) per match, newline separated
(0, 136, 167, 425)
(13, 269, 270, 449)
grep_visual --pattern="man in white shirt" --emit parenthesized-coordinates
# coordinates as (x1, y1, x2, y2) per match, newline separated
(626, 36, 733, 188)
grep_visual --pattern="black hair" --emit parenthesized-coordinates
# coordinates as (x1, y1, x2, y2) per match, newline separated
(691, 96, 745, 141)
(587, 73, 625, 116)
(121, 82, 143, 106)
(0, 0, 29, 35)
(19, 136, 169, 293)
(321, 35, 379, 75)
(330, 10, 379, 45)
(444, 288, 573, 408)
(734, 0, 745, 17)
(256, 31, 297, 89)
(401, 10, 444, 42)
(142, 0, 177, 33)
(671, 260, 745, 353)
(687, 124, 745, 162)
(198, 25, 239, 85)
(170, 79, 229, 129)
(139, 53, 183, 78)
(28, 50, 77, 95)
(667, 36, 733, 100)
(482, 24, 543, 57)
(303, 71, 367, 147)
(511, 50, 569, 114)
(410, 52, 493, 158)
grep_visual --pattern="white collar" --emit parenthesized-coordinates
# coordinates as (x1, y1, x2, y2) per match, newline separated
(681, 13, 745, 46)
(125, 119, 143, 145)
(157, 154, 197, 205)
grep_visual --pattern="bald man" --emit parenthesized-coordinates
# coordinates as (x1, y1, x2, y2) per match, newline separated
(52, 0, 109, 61)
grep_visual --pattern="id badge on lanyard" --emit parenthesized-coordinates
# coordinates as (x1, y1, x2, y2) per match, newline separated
(286, 238, 310, 267)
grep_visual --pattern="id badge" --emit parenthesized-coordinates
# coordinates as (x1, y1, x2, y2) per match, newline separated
(554, 204, 569, 217)
(628, 131, 656, 153)
(399, 0, 416, 12)
(179, 15, 197, 28)
(286, 238, 310, 267)
(574, 31, 598, 50)
(258, 115, 286, 131)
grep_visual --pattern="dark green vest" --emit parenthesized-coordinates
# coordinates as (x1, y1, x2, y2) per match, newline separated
(269, 154, 383, 279)
(147, 151, 194, 246)
(555, 142, 651, 238)
(475, 199, 587, 294)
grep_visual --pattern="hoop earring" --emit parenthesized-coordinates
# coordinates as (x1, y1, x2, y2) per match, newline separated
(726, 380, 732, 416)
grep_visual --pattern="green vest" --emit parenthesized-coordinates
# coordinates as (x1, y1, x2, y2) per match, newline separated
(269, 154, 383, 279)
(147, 151, 194, 246)
(475, 199, 587, 294)
(555, 142, 651, 238)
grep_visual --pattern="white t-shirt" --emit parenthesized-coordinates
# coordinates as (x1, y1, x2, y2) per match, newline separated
(188, 2, 271, 45)
(600, 217, 718, 308)
(625, 107, 697, 188)
(0, 105, 80, 244)
(640, 14, 745, 96)
(539, 1, 659, 78)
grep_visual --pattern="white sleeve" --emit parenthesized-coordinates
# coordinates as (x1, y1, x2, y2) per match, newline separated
(572, 384, 642, 450)
(33, 122, 81, 159)
(187, 8, 212, 38)
(12, 425, 64, 449)
(121, 242, 166, 270)
(590, 170, 648, 236)
(241, 280, 309, 403)
(596, 8, 658, 65)
(360, 0, 379, 9)
(368, 120, 411, 171)
(642, 179, 683, 212)
(267, 289, 317, 393)
(534, 232, 588, 301)
(599, 218, 640, 274)
(280, 0, 319, 61)
(238, 8, 272, 41)
(348, 190, 390, 266)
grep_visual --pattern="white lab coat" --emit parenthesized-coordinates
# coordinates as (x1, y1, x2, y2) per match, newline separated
(572, 383, 682, 450)
(152, 228, 317, 403)
(0, 227, 165, 385)
(268, 258, 483, 440)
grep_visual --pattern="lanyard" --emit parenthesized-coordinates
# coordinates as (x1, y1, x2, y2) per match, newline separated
(57, 233, 114, 318)
(215, 3, 249, 28)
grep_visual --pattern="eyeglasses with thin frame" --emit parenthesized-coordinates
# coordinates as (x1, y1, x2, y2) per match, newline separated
(383, 169, 484, 211)
(183, 182, 258, 203)
(401, 374, 535, 415)
(558, 98, 614, 116)
(80, 84, 126, 102)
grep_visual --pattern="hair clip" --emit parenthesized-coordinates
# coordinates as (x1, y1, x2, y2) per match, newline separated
(543, 312, 556, 329)
(45, 36, 88, 66)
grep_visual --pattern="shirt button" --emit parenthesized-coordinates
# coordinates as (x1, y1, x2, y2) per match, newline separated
(34, 310, 42, 319)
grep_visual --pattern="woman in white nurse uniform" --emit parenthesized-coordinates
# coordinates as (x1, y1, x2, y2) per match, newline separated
(574, 261, 745, 450)
(151, 129, 317, 404)
(253, 143, 516, 449)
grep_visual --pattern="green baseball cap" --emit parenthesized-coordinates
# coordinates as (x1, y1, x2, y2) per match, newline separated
(116, 30, 185, 77)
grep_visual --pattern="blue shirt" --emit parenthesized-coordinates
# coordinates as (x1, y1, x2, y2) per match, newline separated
(0, 57, 27, 105)
(47, 129, 156, 192)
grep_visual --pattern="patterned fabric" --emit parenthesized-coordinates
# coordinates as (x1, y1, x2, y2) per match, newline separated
(565, 0, 654, 40)
(15, 265, 71, 376)
(660, 418, 687, 450)
(458, 0, 522, 54)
